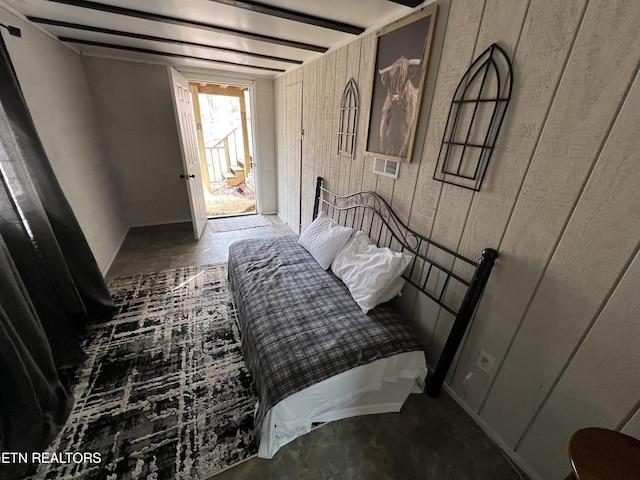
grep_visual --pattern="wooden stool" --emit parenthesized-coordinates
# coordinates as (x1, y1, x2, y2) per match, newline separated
(566, 427, 640, 479)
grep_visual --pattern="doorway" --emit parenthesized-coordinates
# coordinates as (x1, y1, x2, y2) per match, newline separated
(188, 82, 256, 217)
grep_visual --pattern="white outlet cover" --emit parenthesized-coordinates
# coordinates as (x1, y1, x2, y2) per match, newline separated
(476, 349, 495, 374)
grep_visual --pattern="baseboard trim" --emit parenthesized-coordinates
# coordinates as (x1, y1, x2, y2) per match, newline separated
(100, 226, 129, 277)
(129, 218, 192, 228)
(442, 384, 542, 480)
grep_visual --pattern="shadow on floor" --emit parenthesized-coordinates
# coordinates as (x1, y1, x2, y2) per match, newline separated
(106, 217, 528, 480)
(210, 392, 527, 480)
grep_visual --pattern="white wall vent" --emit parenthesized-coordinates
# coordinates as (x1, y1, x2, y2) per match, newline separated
(373, 157, 400, 179)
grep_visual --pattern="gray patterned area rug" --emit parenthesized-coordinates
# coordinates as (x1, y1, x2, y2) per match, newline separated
(29, 264, 258, 479)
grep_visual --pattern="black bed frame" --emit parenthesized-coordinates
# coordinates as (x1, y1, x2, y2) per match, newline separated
(312, 177, 498, 398)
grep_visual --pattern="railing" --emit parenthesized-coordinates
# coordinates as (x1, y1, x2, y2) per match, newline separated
(204, 126, 246, 183)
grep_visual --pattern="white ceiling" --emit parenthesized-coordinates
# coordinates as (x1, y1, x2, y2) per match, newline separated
(3, 0, 422, 77)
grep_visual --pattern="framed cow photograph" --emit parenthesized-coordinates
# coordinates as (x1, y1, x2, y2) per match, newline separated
(366, 6, 437, 163)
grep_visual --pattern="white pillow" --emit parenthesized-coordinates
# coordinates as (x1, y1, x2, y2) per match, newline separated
(377, 276, 406, 305)
(331, 231, 412, 313)
(298, 212, 354, 270)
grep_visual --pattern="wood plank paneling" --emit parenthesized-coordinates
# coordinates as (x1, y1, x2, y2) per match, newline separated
(321, 50, 337, 193)
(518, 245, 640, 479)
(449, 0, 589, 410)
(283, 77, 302, 232)
(359, 36, 379, 196)
(305, 55, 326, 227)
(622, 408, 640, 439)
(301, 62, 316, 229)
(390, 0, 451, 224)
(336, 40, 362, 197)
(428, 0, 529, 374)
(481, 0, 640, 447)
(274, 1, 640, 478)
(406, 0, 487, 366)
(384, 1, 453, 353)
(329, 46, 349, 194)
(349, 34, 375, 196)
(407, 0, 486, 239)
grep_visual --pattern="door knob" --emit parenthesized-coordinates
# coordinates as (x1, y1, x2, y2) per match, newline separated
(180, 174, 196, 179)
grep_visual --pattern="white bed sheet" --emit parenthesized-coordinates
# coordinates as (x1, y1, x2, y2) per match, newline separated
(258, 351, 427, 458)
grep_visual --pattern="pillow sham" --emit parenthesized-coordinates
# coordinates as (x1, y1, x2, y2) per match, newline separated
(377, 276, 406, 305)
(298, 211, 353, 270)
(331, 231, 412, 313)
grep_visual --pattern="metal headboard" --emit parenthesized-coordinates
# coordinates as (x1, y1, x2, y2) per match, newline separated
(313, 177, 498, 397)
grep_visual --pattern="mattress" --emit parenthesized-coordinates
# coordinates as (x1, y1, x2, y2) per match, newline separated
(227, 235, 426, 456)
(259, 350, 426, 458)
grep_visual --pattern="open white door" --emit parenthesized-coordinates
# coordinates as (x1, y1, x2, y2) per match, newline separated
(168, 67, 208, 239)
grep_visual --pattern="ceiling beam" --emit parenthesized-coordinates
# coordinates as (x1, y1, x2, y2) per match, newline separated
(29, 17, 303, 65)
(47, 0, 328, 52)
(59, 37, 286, 73)
(207, 0, 364, 35)
(387, 0, 423, 7)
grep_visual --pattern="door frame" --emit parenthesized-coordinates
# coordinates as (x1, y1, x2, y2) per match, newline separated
(177, 70, 262, 214)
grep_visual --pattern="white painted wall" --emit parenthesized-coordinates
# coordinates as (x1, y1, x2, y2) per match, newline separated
(82, 57, 191, 227)
(274, 1, 640, 478)
(82, 61, 278, 223)
(0, 6, 128, 274)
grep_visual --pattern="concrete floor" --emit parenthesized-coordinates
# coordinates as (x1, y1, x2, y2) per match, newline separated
(106, 214, 292, 280)
(106, 216, 527, 480)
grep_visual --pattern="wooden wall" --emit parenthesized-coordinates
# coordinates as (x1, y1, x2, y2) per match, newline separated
(275, 0, 640, 478)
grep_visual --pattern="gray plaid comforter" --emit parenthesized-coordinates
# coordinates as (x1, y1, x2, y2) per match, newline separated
(227, 235, 425, 438)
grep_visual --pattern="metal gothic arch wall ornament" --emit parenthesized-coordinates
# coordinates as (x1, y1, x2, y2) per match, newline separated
(434, 43, 513, 191)
(337, 78, 359, 159)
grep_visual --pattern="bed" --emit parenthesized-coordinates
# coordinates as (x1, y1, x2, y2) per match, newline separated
(227, 177, 498, 458)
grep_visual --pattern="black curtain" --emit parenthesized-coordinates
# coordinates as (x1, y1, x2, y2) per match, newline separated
(0, 33, 115, 476)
